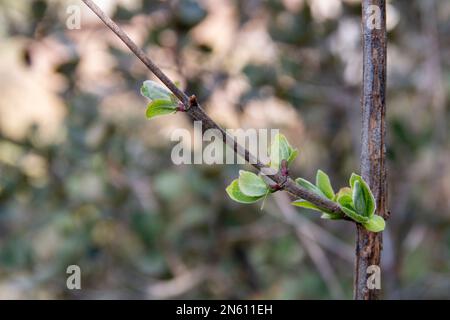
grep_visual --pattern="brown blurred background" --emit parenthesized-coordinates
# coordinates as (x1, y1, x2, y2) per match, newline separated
(0, 0, 449, 299)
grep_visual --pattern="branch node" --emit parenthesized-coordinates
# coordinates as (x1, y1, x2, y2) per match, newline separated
(270, 184, 282, 192)
(188, 95, 199, 109)
(280, 159, 289, 177)
(177, 101, 187, 112)
(271, 161, 289, 192)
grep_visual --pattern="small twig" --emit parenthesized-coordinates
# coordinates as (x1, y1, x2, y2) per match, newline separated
(81, 0, 188, 105)
(80, 0, 346, 217)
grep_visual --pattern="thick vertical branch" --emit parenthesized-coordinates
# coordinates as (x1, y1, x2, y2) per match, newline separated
(355, 0, 388, 300)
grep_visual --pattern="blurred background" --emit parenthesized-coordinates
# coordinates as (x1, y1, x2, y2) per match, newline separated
(0, 0, 449, 299)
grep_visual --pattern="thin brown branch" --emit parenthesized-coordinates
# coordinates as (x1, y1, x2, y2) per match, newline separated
(81, 0, 188, 105)
(80, 0, 346, 217)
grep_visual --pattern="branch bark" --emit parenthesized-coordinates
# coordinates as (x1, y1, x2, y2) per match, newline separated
(80, 0, 345, 217)
(81, 0, 391, 299)
(355, 0, 388, 300)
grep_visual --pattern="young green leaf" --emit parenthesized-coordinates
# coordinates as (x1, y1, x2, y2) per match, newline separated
(238, 170, 269, 197)
(349, 174, 376, 218)
(291, 200, 322, 212)
(336, 187, 352, 199)
(287, 148, 298, 164)
(270, 133, 291, 170)
(336, 192, 353, 209)
(340, 205, 369, 223)
(349, 173, 357, 188)
(295, 178, 325, 197)
(226, 179, 264, 204)
(141, 80, 172, 101)
(336, 189, 369, 223)
(292, 199, 342, 217)
(146, 99, 177, 119)
(362, 215, 386, 232)
(352, 181, 368, 217)
(315, 170, 334, 200)
(321, 213, 345, 220)
(169, 93, 178, 104)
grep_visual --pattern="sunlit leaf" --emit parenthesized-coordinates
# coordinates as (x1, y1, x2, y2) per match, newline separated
(270, 133, 291, 170)
(141, 80, 172, 101)
(349, 173, 359, 189)
(349, 174, 376, 218)
(336, 192, 353, 209)
(320, 213, 345, 220)
(336, 187, 352, 200)
(316, 170, 334, 200)
(287, 148, 298, 164)
(336, 188, 368, 223)
(226, 179, 263, 204)
(146, 99, 177, 119)
(238, 170, 268, 197)
(362, 215, 386, 232)
(295, 178, 325, 197)
(340, 205, 369, 223)
(352, 181, 367, 217)
(291, 199, 322, 212)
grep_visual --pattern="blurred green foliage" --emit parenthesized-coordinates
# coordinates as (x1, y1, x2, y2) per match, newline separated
(0, 0, 449, 299)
